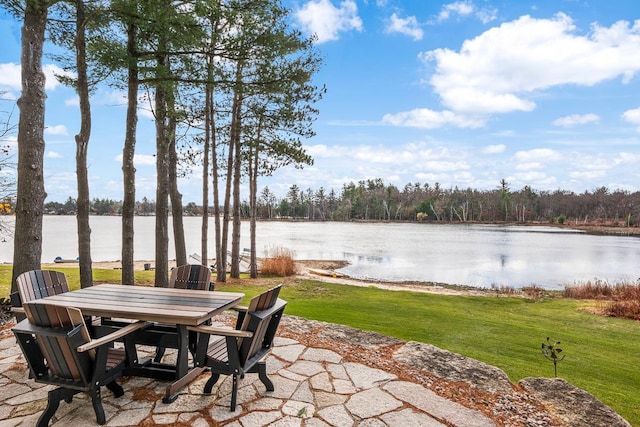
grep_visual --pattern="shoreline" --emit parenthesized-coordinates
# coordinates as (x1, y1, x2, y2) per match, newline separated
(30, 258, 496, 297)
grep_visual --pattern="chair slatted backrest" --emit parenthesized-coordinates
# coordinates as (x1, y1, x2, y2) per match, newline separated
(247, 285, 282, 313)
(16, 270, 69, 304)
(238, 285, 284, 364)
(169, 264, 212, 290)
(22, 302, 93, 383)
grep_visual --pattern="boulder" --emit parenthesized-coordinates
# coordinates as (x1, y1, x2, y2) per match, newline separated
(280, 315, 404, 349)
(519, 377, 631, 427)
(393, 341, 514, 394)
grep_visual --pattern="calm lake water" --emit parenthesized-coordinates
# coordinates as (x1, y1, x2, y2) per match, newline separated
(1, 215, 639, 290)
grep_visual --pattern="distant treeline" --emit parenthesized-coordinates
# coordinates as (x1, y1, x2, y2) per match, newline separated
(41, 179, 640, 226)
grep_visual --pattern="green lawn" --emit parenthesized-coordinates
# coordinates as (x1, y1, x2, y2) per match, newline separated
(2, 267, 638, 425)
(219, 280, 640, 426)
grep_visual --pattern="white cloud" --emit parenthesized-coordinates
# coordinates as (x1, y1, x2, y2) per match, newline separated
(135, 153, 156, 166)
(100, 89, 128, 106)
(475, 7, 498, 24)
(382, 108, 485, 129)
(622, 107, 640, 131)
(615, 152, 640, 164)
(385, 13, 423, 41)
(295, 0, 363, 43)
(46, 151, 63, 159)
(422, 14, 640, 115)
(43, 64, 75, 91)
(515, 162, 544, 171)
(0, 62, 75, 92)
(306, 144, 346, 158)
(114, 153, 155, 166)
(512, 171, 557, 186)
(513, 148, 563, 163)
(0, 63, 20, 90)
(481, 144, 506, 154)
(569, 170, 606, 180)
(553, 113, 600, 127)
(436, 1, 496, 24)
(438, 1, 474, 22)
(65, 97, 79, 107)
(45, 125, 68, 136)
(421, 160, 470, 172)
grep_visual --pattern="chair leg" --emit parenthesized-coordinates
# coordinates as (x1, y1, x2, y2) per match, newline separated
(203, 372, 221, 394)
(154, 346, 166, 363)
(90, 389, 106, 425)
(37, 388, 63, 427)
(38, 388, 82, 426)
(106, 380, 125, 398)
(230, 374, 238, 412)
(257, 361, 274, 391)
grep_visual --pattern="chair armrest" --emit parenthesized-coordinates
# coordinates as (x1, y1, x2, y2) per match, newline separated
(78, 320, 149, 352)
(231, 305, 248, 313)
(187, 324, 253, 338)
(11, 306, 25, 314)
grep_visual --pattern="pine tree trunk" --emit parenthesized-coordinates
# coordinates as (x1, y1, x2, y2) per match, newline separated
(75, 0, 93, 288)
(11, 1, 48, 292)
(168, 90, 186, 266)
(121, 21, 138, 285)
(201, 73, 211, 267)
(230, 62, 243, 279)
(154, 52, 170, 288)
(248, 125, 260, 279)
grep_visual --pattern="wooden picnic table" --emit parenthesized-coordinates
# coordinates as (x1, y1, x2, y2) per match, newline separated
(42, 283, 244, 402)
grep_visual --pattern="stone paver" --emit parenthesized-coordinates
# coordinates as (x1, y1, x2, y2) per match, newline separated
(0, 318, 498, 427)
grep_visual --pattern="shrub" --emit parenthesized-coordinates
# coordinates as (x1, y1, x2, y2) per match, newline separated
(564, 279, 614, 299)
(557, 214, 566, 224)
(522, 285, 546, 300)
(608, 299, 640, 320)
(564, 279, 640, 320)
(490, 284, 517, 296)
(260, 246, 297, 277)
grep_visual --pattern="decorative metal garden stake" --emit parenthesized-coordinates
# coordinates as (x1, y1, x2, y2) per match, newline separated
(541, 337, 565, 377)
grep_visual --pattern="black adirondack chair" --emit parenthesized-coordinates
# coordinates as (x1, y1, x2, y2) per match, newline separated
(12, 301, 146, 426)
(153, 264, 214, 363)
(189, 285, 286, 411)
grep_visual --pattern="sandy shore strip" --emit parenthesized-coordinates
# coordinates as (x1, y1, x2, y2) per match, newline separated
(40, 260, 169, 270)
(33, 258, 491, 296)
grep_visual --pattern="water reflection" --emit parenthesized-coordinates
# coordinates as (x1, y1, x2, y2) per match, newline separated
(1, 216, 639, 290)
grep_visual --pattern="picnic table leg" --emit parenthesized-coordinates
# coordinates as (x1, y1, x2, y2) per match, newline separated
(163, 324, 204, 403)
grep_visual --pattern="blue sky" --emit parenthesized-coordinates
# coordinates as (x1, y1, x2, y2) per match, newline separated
(1, 0, 640, 203)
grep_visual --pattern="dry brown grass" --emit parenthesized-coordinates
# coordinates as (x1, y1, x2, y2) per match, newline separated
(260, 246, 297, 277)
(521, 285, 547, 300)
(564, 279, 640, 320)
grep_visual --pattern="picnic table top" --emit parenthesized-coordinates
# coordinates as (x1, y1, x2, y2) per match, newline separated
(42, 284, 244, 326)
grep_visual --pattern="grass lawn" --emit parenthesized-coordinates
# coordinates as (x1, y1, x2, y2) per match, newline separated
(1, 266, 638, 425)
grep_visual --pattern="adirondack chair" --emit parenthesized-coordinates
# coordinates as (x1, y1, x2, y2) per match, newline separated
(16, 270, 70, 303)
(12, 270, 69, 315)
(153, 264, 214, 362)
(170, 264, 214, 291)
(13, 270, 109, 332)
(188, 285, 286, 411)
(12, 301, 146, 426)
